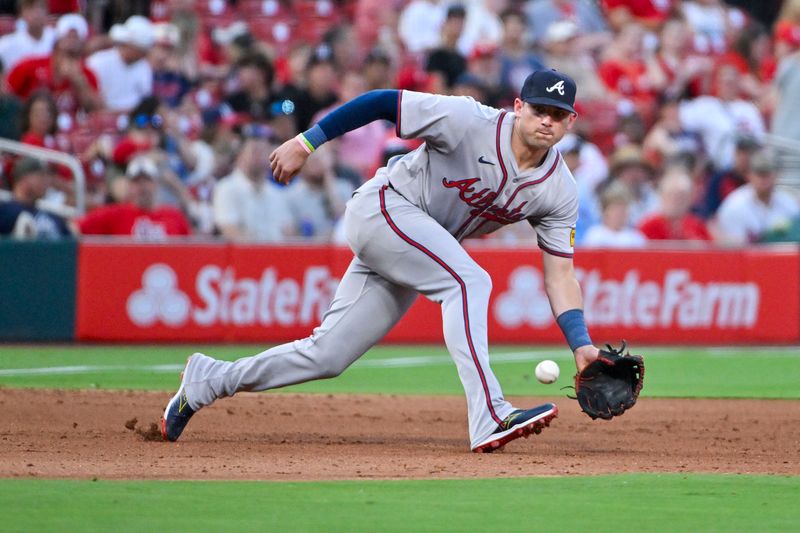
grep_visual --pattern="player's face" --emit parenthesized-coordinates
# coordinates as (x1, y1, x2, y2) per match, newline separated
(514, 100, 576, 150)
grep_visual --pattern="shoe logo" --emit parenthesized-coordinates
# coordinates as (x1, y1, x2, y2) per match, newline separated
(178, 391, 189, 413)
(502, 411, 521, 430)
(546, 80, 565, 95)
(127, 264, 191, 328)
(478, 156, 495, 166)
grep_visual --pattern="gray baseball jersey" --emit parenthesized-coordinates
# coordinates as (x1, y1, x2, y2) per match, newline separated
(178, 91, 578, 450)
(386, 90, 578, 255)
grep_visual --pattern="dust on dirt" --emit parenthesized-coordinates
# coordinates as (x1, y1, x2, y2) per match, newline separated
(124, 417, 164, 442)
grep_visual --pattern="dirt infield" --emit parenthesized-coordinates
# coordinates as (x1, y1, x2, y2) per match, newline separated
(1, 388, 798, 480)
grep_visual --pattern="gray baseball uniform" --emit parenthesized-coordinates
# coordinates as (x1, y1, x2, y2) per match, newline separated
(184, 91, 578, 448)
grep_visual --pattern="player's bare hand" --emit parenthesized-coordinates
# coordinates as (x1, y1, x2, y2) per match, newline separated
(269, 137, 310, 185)
(574, 344, 600, 373)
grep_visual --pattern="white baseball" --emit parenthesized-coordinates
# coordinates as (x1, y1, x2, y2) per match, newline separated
(535, 360, 560, 384)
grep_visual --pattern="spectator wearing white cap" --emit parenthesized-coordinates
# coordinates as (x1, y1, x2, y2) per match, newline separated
(87, 15, 154, 111)
(7, 13, 101, 114)
(77, 155, 192, 240)
(0, 0, 55, 72)
(540, 20, 607, 102)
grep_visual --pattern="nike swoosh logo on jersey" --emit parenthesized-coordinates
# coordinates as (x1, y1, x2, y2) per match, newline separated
(478, 156, 495, 166)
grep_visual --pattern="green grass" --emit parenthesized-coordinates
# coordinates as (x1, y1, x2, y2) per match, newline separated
(0, 344, 798, 398)
(1, 347, 797, 529)
(0, 475, 797, 532)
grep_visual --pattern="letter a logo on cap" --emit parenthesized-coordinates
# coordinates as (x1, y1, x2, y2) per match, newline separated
(546, 80, 565, 95)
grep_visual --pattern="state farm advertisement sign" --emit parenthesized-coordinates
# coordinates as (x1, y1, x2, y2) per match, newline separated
(76, 243, 799, 343)
(77, 243, 349, 341)
(485, 247, 797, 343)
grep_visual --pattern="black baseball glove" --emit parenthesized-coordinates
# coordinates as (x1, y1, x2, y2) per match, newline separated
(574, 342, 644, 420)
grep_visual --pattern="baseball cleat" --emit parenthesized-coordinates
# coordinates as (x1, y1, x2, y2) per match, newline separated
(471, 403, 558, 453)
(161, 355, 198, 442)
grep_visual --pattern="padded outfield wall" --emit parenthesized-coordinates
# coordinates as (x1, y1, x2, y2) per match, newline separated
(1, 239, 798, 343)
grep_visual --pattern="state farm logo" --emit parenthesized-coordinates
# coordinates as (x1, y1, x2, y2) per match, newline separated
(493, 266, 760, 330)
(494, 267, 554, 328)
(126, 263, 339, 328)
(127, 264, 192, 327)
(579, 269, 759, 328)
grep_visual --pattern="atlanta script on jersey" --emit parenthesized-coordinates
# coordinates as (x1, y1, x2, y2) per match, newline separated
(375, 91, 578, 257)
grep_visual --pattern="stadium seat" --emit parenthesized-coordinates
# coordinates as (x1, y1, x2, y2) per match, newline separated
(197, 0, 234, 17)
(292, 0, 340, 19)
(0, 16, 15, 36)
(248, 16, 297, 48)
(240, 0, 291, 17)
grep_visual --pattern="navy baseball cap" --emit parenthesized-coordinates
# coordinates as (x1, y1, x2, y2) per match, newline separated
(520, 69, 577, 114)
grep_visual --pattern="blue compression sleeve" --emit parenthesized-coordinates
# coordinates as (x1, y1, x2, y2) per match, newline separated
(556, 309, 592, 352)
(302, 90, 400, 150)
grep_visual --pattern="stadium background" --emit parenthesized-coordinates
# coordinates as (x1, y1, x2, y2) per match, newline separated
(0, 0, 799, 531)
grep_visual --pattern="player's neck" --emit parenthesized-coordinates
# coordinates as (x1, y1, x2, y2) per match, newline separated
(510, 120, 549, 171)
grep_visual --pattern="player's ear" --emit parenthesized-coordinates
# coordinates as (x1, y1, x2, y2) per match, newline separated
(566, 113, 578, 129)
(514, 98, 524, 114)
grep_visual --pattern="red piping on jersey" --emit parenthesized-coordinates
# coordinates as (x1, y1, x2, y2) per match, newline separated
(395, 90, 403, 137)
(465, 151, 561, 239)
(379, 185, 504, 426)
(454, 111, 509, 239)
(537, 237, 574, 258)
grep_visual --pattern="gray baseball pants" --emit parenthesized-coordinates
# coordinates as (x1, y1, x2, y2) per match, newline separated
(184, 179, 514, 447)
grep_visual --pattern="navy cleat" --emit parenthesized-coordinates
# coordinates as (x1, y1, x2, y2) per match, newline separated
(471, 403, 558, 453)
(161, 357, 197, 442)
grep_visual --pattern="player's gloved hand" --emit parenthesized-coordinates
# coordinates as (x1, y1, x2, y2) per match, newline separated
(270, 136, 311, 185)
(574, 341, 644, 420)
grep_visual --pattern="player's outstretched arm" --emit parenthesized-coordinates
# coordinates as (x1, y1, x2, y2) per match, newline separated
(270, 90, 400, 185)
(540, 252, 600, 372)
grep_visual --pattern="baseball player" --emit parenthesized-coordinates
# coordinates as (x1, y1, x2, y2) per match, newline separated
(163, 69, 604, 452)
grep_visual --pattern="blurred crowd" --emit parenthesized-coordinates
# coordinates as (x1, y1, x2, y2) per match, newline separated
(0, 0, 799, 245)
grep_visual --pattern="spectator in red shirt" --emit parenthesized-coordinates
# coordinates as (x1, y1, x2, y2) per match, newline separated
(78, 155, 191, 240)
(639, 167, 711, 242)
(718, 21, 775, 97)
(645, 17, 714, 99)
(6, 13, 101, 114)
(598, 22, 657, 112)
